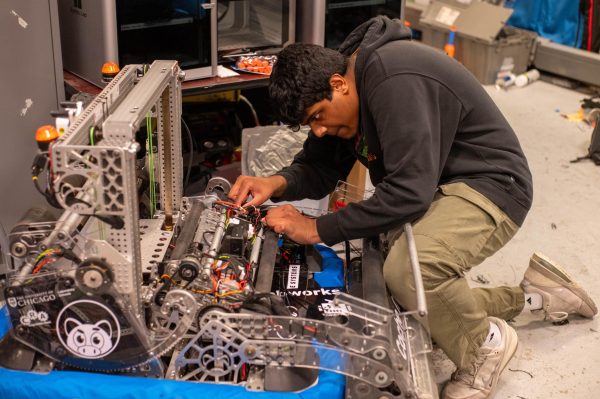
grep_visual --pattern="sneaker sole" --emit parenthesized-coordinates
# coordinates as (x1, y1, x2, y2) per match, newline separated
(529, 253, 598, 317)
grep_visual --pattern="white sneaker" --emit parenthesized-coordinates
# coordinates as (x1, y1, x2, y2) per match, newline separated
(521, 252, 597, 321)
(442, 317, 518, 399)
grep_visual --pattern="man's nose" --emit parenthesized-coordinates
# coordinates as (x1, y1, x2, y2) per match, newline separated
(311, 124, 327, 137)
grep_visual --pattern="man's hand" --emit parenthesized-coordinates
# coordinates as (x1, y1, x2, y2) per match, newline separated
(228, 175, 287, 207)
(264, 205, 321, 245)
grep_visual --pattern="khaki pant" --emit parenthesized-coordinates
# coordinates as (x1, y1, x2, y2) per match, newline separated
(383, 182, 525, 369)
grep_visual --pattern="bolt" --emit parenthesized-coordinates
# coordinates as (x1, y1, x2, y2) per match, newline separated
(245, 346, 257, 357)
(375, 371, 388, 385)
(83, 269, 103, 288)
(372, 348, 387, 361)
(11, 242, 27, 257)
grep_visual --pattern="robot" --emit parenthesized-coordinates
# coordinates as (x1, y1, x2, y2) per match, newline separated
(2, 61, 438, 399)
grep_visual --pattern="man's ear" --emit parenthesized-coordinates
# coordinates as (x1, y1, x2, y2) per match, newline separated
(330, 74, 348, 93)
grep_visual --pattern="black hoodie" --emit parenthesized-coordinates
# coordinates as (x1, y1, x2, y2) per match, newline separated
(276, 16, 533, 246)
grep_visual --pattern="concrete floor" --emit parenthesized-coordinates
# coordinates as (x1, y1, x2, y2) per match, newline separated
(432, 81, 600, 398)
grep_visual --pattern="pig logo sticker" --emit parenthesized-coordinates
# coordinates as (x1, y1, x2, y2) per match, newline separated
(56, 300, 120, 359)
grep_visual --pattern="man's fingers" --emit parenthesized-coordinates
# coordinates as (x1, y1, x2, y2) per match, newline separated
(234, 193, 248, 207)
(271, 223, 286, 234)
(242, 196, 262, 208)
(228, 180, 244, 204)
(232, 181, 252, 207)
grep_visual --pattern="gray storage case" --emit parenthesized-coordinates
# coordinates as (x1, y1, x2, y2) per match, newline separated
(419, 0, 537, 84)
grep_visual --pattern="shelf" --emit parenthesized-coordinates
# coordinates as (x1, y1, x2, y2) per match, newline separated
(120, 17, 195, 31)
(64, 69, 269, 98)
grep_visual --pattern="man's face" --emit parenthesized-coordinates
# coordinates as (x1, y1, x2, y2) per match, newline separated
(303, 74, 359, 140)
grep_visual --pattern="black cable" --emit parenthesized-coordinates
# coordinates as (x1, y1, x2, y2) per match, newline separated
(344, 240, 352, 293)
(32, 177, 47, 197)
(181, 117, 194, 191)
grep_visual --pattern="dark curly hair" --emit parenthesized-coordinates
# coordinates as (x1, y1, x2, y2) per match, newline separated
(269, 44, 348, 128)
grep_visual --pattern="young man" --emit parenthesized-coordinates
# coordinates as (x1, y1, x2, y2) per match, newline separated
(229, 16, 597, 398)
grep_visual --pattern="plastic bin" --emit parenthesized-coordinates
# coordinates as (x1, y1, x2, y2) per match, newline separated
(419, 0, 537, 85)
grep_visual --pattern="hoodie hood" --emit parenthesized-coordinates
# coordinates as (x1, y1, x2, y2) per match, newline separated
(338, 16, 412, 92)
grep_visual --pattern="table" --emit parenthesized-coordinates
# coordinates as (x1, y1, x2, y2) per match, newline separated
(64, 69, 270, 97)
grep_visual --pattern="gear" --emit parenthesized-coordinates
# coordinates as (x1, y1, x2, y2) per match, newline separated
(75, 258, 113, 295)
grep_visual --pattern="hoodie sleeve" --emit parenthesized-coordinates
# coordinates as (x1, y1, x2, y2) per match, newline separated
(315, 71, 464, 245)
(274, 132, 357, 202)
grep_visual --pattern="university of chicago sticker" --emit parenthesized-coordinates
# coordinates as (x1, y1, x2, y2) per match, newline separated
(56, 299, 121, 359)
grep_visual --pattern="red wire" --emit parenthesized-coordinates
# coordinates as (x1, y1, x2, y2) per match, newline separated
(32, 257, 53, 274)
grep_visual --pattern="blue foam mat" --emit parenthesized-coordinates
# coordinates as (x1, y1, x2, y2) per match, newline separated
(0, 306, 344, 399)
(0, 245, 348, 398)
(0, 366, 344, 399)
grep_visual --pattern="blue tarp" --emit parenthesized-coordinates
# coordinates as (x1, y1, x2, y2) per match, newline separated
(506, 0, 583, 47)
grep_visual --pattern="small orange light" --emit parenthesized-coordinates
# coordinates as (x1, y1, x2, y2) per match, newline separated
(102, 62, 120, 76)
(36, 125, 59, 143)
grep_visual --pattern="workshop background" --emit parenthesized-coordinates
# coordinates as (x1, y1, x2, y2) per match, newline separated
(1, 0, 600, 398)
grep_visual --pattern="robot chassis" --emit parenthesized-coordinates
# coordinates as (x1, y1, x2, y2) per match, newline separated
(2, 61, 438, 399)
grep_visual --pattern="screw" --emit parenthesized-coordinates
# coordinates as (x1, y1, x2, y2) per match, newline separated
(372, 348, 387, 361)
(245, 346, 256, 357)
(11, 242, 27, 257)
(375, 371, 388, 385)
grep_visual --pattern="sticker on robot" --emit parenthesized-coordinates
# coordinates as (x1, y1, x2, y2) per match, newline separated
(56, 299, 121, 359)
(7, 290, 57, 308)
(393, 309, 408, 361)
(19, 310, 50, 327)
(317, 298, 352, 317)
(286, 264, 300, 289)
